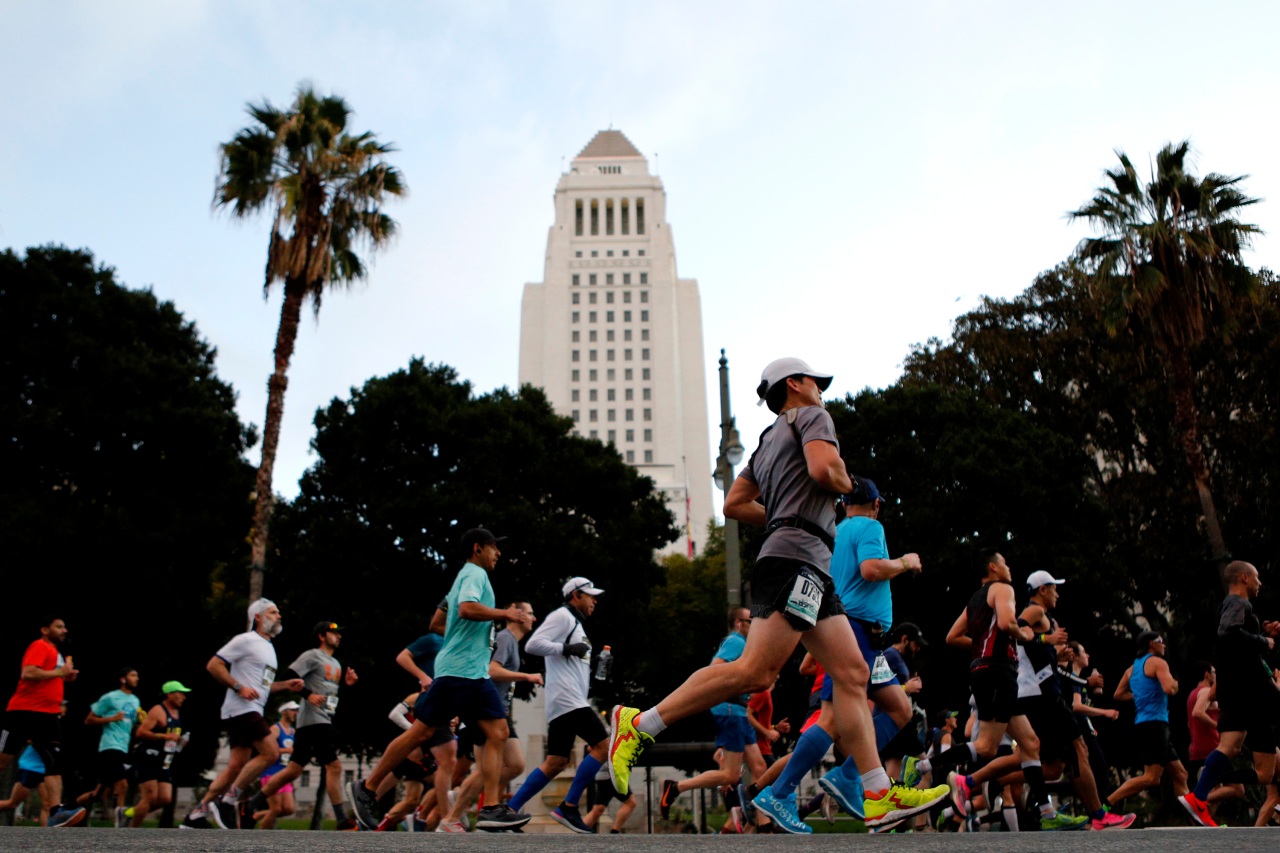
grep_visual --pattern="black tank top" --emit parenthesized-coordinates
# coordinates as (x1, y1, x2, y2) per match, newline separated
(967, 581, 1016, 672)
(1021, 615, 1061, 696)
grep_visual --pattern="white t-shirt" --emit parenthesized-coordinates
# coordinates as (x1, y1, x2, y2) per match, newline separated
(215, 631, 278, 720)
(525, 605, 592, 722)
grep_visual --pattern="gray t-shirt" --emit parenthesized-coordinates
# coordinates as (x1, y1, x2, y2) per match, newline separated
(290, 648, 342, 727)
(740, 405, 840, 572)
(491, 628, 521, 713)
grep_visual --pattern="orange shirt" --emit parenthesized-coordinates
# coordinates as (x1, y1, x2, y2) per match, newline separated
(6, 639, 63, 714)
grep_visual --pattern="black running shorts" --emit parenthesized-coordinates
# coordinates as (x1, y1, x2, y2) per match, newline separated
(970, 665, 1018, 723)
(547, 706, 610, 758)
(290, 723, 339, 767)
(750, 557, 844, 631)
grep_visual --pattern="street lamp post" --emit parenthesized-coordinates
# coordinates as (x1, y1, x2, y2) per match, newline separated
(713, 349, 744, 608)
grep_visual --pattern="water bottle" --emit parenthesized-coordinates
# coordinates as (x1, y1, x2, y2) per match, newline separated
(594, 646, 613, 681)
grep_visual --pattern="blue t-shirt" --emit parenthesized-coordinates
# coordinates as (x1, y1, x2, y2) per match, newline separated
(710, 632, 748, 717)
(406, 633, 444, 678)
(831, 515, 892, 630)
(434, 563, 496, 680)
(882, 646, 911, 684)
(91, 689, 141, 753)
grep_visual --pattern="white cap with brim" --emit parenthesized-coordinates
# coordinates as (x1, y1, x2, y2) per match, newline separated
(756, 357, 834, 408)
(562, 576, 605, 598)
(1026, 570, 1066, 590)
(278, 701, 301, 712)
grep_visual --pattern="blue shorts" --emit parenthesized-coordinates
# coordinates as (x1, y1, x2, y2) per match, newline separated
(414, 676, 506, 732)
(713, 714, 753, 752)
(820, 617, 899, 701)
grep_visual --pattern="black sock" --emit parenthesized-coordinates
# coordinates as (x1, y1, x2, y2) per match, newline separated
(931, 742, 979, 775)
(1022, 762, 1048, 810)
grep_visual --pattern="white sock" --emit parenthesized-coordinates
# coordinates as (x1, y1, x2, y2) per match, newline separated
(222, 787, 240, 804)
(1002, 806, 1020, 832)
(917, 758, 932, 774)
(637, 708, 666, 736)
(861, 767, 892, 794)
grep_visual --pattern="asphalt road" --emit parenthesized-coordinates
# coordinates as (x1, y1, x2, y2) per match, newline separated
(0, 827, 1271, 852)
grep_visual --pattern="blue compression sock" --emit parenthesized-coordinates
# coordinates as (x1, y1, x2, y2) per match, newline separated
(508, 767, 551, 811)
(872, 709, 901, 751)
(1194, 749, 1232, 801)
(772, 725, 833, 798)
(564, 754, 602, 807)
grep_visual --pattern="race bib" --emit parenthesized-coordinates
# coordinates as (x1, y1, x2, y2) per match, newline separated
(262, 665, 276, 689)
(324, 695, 340, 713)
(784, 570, 823, 628)
(870, 654, 896, 686)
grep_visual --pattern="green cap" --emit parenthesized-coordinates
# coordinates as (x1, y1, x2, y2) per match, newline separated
(161, 680, 192, 695)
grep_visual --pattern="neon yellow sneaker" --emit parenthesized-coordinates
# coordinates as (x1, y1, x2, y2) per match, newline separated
(864, 782, 949, 827)
(607, 705, 654, 796)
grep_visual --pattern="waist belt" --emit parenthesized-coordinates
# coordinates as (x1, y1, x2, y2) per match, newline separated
(764, 516, 834, 552)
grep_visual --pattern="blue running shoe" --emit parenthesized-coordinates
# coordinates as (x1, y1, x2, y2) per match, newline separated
(818, 768, 865, 820)
(752, 788, 812, 835)
(900, 755, 924, 788)
(738, 783, 756, 822)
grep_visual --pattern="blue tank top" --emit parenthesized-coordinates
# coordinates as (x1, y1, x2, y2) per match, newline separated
(1131, 653, 1167, 724)
(261, 723, 294, 777)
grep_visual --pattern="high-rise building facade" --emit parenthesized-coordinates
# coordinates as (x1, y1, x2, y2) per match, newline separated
(519, 130, 712, 553)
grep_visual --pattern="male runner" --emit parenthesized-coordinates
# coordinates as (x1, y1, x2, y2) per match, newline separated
(936, 551, 1088, 830)
(1182, 560, 1280, 826)
(348, 528, 530, 831)
(240, 621, 359, 829)
(83, 666, 141, 825)
(607, 358, 947, 832)
(397, 631, 444, 691)
(511, 577, 609, 832)
(129, 680, 190, 827)
(253, 701, 298, 828)
(769, 477, 922, 824)
(0, 616, 85, 827)
(182, 598, 304, 829)
(1107, 631, 1192, 813)
(660, 607, 755, 820)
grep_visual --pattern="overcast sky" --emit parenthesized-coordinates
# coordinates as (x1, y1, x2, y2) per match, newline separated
(4, 1, 1279, 510)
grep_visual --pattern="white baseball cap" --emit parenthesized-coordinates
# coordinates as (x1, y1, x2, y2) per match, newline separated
(562, 577, 605, 598)
(1026, 570, 1065, 590)
(278, 701, 301, 712)
(756, 357, 833, 412)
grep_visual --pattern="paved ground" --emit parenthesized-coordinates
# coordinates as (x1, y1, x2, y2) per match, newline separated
(0, 826, 1270, 852)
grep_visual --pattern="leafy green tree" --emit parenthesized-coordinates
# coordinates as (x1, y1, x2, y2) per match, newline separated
(0, 245, 255, 786)
(215, 84, 406, 601)
(264, 360, 675, 755)
(1069, 141, 1262, 569)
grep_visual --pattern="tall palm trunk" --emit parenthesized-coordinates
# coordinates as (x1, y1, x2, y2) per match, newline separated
(248, 278, 306, 601)
(1166, 347, 1230, 574)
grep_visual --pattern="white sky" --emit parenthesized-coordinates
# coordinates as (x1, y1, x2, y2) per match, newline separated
(4, 1, 1279, 508)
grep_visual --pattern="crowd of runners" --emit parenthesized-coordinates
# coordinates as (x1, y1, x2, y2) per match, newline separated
(2, 356, 1279, 833)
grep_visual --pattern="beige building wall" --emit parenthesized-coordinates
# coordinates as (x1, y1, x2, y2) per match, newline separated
(519, 130, 713, 553)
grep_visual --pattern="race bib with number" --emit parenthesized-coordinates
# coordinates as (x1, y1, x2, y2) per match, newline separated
(870, 653, 896, 686)
(324, 694, 340, 713)
(784, 570, 823, 628)
(262, 665, 277, 689)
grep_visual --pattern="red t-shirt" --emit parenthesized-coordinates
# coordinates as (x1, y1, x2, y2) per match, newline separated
(1186, 684, 1220, 761)
(749, 690, 775, 755)
(7, 639, 63, 714)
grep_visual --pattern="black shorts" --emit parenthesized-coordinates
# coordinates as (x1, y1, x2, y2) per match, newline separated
(1217, 681, 1280, 751)
(750, 557, 845, 631)
(0, 710, 62, 774)
(98, 748, 130, 784)
(1017, 695, 1079, 763)
(1134, 721, 1180, 767)
(591, 778, 628, 807)
(547, 706, 610, 758)
(424, 722, 456, 750)
(971, 665, 1018, 723)
(224, 711, 272, 749)
(290, 723, 339, 767)
(414, 676, 506, 729)
(133, 747, 173, 784)
(395, 756, 432, 783)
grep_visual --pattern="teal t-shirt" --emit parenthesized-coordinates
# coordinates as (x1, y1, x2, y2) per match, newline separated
(831, 515, 893, 631)
(434, 562, 496, 680)
(90, 689, 141, 753)
(710, 632, 749, 717)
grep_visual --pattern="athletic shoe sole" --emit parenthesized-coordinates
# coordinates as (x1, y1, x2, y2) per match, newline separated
(864, 788, 949, 827)
(1177, 794, 1216, 828)
(550, 808, 592, 834)
(818, 773, 865, 820)
(871, 817, 906, 833)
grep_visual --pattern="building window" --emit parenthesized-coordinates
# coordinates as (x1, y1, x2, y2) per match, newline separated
(607, 388, 616, 401)
(636, 197, 645, 235)
(623, 329, 632, 342)
(571, 370, 579, 381)
(590, 429, 598, 439)
(643, 408, 652, 421)
(589, 350, 597, 362)
(572, 311, 580, 323)
(623, 273, 631, 285)
(572, 389, 580, 402)
(640, 280, 648, 291)
(625, 388, 634, 401)
(643, 387, 652, 401)
(591, 250, 598, 257)
(644, 450, 654, 463)
(572, 273, 580, 286)
(301, 771, 311, 788)
(642, 368, 650, 380)
(589, 273, 597, 286)
(623, 310, 632, 322)
(606, 199, 614, 235)
(572, 292, 580, 305)
(624, 349, 633, 361)
(575, 200, 583, 236)
(625, 409, 634, 421)
(622, 249, 630, 257)
(641, 310, 649, 321)
(589, 410, 598, 422)
(626, 450, 635, 463)
(607, 349, 615, 361)
(644, 428, 652, 442)
(606, 329, 614, 342)
(572, 350, 580, 362)
(608, 409, 616, 422)
(572, 410, 580, 422)
(607, 369, 616, 381)
(607, 250, 614, 257)
(625, 369, 633, 380)
(589, 311, 597, 323)
(572, 331, 580, 343)
(606, 273, 614, 285)
(642, 349, 650, 360)
(608, 429, 616, 444)
(575, 250, 582, 258)
(623, 292, 631, 305)
(589, 369, 598, 381)
(589, 389, 598, 402)
(589, 291, 597, 304)
(589, 330, 597, 342)
(606, 291, 614, 304)
(590, 199, 599, 236)
(626, 429, 635, 442)
(641, 329, 649, 341)
(639, 249, 646, 256)
(621, 198, 630, 234)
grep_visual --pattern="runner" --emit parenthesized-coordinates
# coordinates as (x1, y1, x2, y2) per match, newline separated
(1183, 660, 1244, 812)
(0, 616, 85, 828)
(1182, 560, 1280, 827)
(1106, 630, 1193, 816)
(347, 528, 531, 832)
(607, 358, 947, 833)
(584, 761, 636, 833)
(253, 701, 298, 829)
(510, 577, 610, 833)
(1060, 642, 1117, 805)
(747, 677, 788, 769)
(82, 667, 142, 826)
(240, 621, 359, 830)
(181, 599, 304, 829)
(128, 680, 191, 828)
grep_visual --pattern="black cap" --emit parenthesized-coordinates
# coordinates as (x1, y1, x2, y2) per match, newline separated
(460, 527, 506, 553)
(314, 621, 344, 636)
(892, 622, 927, 646)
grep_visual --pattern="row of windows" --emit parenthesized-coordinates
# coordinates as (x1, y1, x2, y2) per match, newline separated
(572, 388, 652, 402)
(575, 250, 645, 258)
(572, 368, 650, 383)
(572, 329, 649, 343)
(571, 435, 654, 464)
(571, 349, 650, 362)
(572, 309, 649, 323)
(576, 198, 644, 237)
(572, 273, 648, 287)
(573, 409, 653, 423)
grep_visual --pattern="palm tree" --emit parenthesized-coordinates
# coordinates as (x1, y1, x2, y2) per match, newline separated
(1069, 141, 1260, 571)
(216, 84, 405, 601)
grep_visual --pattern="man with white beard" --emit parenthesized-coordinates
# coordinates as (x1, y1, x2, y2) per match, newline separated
(182, 599, 304, 829)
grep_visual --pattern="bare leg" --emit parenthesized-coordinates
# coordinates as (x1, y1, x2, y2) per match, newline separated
(362, 722, 433, 790)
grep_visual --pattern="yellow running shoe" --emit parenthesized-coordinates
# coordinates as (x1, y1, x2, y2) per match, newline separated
(607, 705, 653, 796)
(864, 782, 950, 827)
